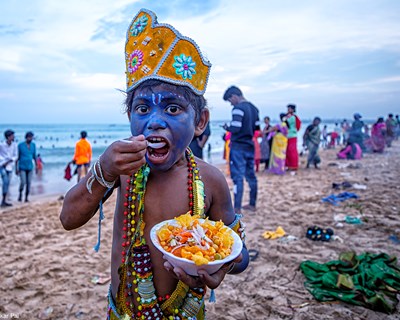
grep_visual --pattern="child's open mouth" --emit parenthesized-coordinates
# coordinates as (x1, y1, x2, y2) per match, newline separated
(146, 137, 170, 162)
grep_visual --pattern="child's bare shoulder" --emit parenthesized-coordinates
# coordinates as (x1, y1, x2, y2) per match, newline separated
(197, 160, 230, 196)
(197, 160, 226, 183)
(197, 159, 234, 223)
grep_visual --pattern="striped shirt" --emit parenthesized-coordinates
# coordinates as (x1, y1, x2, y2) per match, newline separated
(226, 101, 260, 151)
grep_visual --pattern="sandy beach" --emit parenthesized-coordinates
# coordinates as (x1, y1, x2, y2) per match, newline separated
(0, 142, 399, 319)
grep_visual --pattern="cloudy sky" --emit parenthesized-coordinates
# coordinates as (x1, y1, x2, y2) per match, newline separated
(1, 0, 399, 124)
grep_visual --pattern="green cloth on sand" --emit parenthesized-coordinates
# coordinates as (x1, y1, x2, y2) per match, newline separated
(300, 252, 400, 314)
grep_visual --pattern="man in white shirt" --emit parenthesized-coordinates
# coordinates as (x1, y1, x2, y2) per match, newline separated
(0, 130, 18, 207)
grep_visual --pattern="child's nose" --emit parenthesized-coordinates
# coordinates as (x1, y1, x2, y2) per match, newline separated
(147, 115, 167, 130)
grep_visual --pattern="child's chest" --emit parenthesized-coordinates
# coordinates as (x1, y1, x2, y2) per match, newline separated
(143, 174, 195, 224)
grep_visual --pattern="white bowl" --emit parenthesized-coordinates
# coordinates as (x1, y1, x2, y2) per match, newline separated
(150, 218, 243, 276)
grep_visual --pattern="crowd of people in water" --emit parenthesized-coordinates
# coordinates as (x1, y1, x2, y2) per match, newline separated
(0, 129, 92, 207)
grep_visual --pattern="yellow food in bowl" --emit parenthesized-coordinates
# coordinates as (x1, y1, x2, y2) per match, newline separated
(156, 213, 234, 266)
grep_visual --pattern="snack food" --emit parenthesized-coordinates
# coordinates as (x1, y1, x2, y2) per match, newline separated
(150, 213, 242, 276)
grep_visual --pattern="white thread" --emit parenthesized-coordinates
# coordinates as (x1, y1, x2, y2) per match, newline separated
(97, 157, 116, 189)
(227, 262, 236, 274)
(86, 167, 96, 194)
(86, 157, 116, 193)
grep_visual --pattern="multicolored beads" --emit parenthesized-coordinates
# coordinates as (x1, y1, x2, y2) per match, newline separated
(117, 148, 206, 319)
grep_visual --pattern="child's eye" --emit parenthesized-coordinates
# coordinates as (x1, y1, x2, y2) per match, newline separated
(165, 104, 182, 115)
(134, 105, 149, 114)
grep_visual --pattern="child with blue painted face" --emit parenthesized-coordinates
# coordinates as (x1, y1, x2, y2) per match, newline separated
(60, 9, 248, 320)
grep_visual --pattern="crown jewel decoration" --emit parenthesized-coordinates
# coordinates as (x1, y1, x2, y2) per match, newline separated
(125, 9, 211, 95)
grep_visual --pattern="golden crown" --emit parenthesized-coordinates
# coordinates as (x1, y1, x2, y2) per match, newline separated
(125, 9, 211, 95)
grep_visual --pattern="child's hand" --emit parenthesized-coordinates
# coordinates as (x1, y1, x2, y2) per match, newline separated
(100, 135, 147, 181)
(163, 253, 243, 289)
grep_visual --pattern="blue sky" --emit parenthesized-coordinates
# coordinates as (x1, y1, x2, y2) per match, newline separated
(1, 0, 399, 124)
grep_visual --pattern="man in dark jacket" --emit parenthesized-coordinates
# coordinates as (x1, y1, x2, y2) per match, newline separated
(223, 86, 260, 213)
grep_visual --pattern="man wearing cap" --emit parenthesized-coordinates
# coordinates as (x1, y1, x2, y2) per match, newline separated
(0, 130, 18, 207)
(349, 113, 366, 152)
(16, 131, 37, 202)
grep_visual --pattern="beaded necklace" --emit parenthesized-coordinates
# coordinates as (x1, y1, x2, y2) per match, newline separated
(117, 148, 206, 320)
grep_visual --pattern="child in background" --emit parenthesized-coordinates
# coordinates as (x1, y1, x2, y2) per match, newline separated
(328, 131, 338, 149)
(60, 9, 248, 320)
(253, 129, 262, 172)
(36, 154, 44, 176)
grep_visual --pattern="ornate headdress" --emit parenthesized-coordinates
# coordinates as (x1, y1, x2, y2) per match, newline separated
(125, 9, 211, 95)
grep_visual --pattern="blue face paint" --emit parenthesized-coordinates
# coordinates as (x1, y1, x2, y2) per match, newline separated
(129, 85, 196, 171)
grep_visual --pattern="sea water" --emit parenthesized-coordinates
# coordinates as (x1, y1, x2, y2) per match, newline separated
(0, 120, 342, 198)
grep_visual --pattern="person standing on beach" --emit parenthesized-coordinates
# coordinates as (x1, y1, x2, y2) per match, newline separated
(253, 129, 262, 172)
(16, 131, 37, 202)
(222, 130, 232, 175)
(370, 117, 386, 153)
(341, 119, 350, 145)
(60, 9, 248, 320)
(321, 125, 328, 149)
(334, 122, 341, 145)
(260, 116, 273, 170)
(0, 129, 18, 207)
(223, 85, 260, 213)
(303, 117, 321, 169)
(72, 131, 92, 182)
(189, 122, 211, 159)
(349, 113, 365, 152)
(285, 104, 301, 171)
(385, 113, 396, 147)
(268, 113, 289, 175)
(395, 114, 400, 139)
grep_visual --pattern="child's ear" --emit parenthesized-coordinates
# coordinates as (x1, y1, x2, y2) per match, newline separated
(127, 111, 131, 121)
(194, 109, 210, 136)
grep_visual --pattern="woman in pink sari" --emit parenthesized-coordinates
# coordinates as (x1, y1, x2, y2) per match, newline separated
(371, 117, 386, 153)
(337, 142, 362, 160)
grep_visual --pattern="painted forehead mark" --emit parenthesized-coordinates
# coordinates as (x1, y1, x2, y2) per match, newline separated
(151, 93, 162, 105)
(136, 92, 184, 102)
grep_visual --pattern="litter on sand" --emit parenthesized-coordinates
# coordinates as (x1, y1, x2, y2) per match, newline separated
(91, 274, 111, 285)
(262, 226, 286, 240)
(300, 252, 400, 314)
(322, 192, 359, 206)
